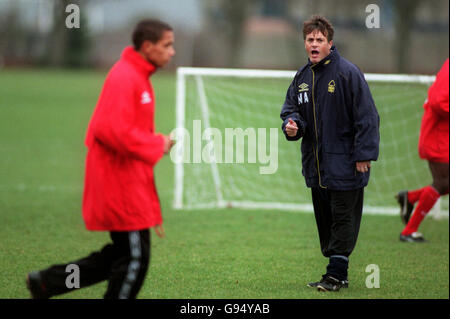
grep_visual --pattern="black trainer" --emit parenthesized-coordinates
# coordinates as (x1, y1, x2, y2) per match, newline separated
(307, 274, 328, 288)
(396, 191, 414, 224)
(316, 275, 348, 292)
(308, 275, 348, 290)
(399, 232, 426, 243)
(26, 271, 50, 299)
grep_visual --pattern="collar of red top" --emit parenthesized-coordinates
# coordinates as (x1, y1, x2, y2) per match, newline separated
(121, 46, 156, 77)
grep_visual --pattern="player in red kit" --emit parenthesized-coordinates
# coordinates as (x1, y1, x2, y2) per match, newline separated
(26, 19, 176, 298)
(396, 58, 449, 242)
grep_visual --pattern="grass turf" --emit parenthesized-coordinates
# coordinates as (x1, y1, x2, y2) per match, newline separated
(0, 69, 448, 299)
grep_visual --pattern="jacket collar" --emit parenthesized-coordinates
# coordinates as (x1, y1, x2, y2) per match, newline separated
(121, 46, 156, 77)
(308, 45, 339, 69)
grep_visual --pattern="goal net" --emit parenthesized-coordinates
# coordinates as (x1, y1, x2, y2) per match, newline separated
(172, 67, 448, 218)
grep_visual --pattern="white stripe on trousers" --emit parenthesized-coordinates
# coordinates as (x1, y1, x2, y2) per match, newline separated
(118, 231, 142, 299)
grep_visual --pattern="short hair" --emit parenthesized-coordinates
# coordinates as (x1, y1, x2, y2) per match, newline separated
(132, 19, 173, 50)
(302, 15, 334, 42)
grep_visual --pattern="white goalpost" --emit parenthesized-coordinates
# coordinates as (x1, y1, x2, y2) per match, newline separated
(173, 67, 447, 218)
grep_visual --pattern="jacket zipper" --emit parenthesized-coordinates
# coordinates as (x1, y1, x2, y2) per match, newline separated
(310, 65, 326, 189)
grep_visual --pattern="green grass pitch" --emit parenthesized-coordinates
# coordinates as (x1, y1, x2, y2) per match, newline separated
(0, 69, 448, 299)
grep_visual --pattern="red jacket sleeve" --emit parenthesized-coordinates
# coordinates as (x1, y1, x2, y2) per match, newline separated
(426, 59, 449, 118)
(89, 75, 165, 165)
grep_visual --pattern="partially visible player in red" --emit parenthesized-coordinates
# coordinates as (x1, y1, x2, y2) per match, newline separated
(396, 58, 449, 242)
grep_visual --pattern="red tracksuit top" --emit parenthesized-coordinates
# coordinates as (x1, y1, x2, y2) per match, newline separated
(418, 58, 449, 164)
(82, 46, 166, 231)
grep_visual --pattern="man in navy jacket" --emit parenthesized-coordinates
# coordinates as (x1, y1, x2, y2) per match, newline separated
(280, 15, 380, 292)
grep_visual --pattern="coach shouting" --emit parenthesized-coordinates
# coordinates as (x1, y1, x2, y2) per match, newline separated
(280, 16, 380, 292)
(26, 19, 175, 299)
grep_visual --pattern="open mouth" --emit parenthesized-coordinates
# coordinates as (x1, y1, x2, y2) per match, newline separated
(311, 50, 319, 57)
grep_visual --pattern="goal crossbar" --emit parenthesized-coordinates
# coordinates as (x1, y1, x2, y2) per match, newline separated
(177, 67, 436, 84)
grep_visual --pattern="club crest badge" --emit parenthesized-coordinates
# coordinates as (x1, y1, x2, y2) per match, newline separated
(328, 80, 335, 93)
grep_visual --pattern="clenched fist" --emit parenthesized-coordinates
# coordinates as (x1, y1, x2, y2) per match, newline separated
(163, 134, 175, 154)
(285, 118, 298, 137)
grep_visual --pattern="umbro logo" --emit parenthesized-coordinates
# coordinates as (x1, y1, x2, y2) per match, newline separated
(141, 91, 152, 104)
(298, 83, 309, 92)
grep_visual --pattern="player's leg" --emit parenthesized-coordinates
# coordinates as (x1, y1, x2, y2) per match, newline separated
(397, 162, 449, 224)
(26, 242, 116, 299)
(327, 188, 364, 272)
(311, 187, 332, 257)
(103, 229, 150, 299)
(400, 161, 449, 241)
(307, 187, 332, 288)
(429, 161, 449, 195)
(316, 188, 364, 292)
(396, 188, 422, 224)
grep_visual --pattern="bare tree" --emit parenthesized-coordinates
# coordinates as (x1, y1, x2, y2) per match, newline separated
(45, 0, 69, 66)
(393, 0, 421, 73)
(0, 2, 25, 65)
(46, 0, 90, 68)
(208, 0, 256, 67)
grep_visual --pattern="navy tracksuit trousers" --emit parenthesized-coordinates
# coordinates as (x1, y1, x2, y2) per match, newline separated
(311, 187, 364, 280)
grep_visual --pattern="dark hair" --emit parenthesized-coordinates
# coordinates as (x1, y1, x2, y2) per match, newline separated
(132, 19, 173, 50)
(302, 15, 334, 42)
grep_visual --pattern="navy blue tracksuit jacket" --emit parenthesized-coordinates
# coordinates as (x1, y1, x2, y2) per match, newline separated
(280, 47, 380, 190)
